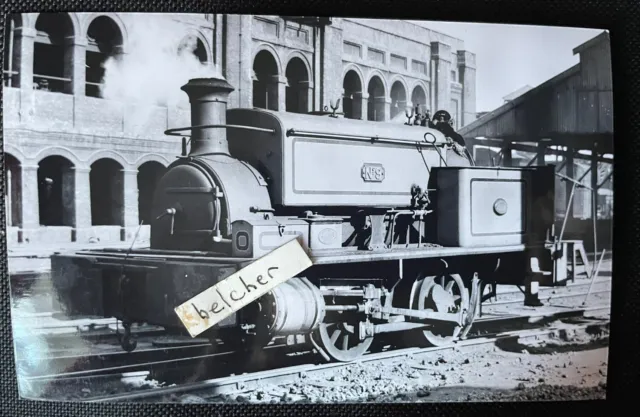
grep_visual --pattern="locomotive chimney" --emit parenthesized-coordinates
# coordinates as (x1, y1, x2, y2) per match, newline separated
(181, 77, 235, 156)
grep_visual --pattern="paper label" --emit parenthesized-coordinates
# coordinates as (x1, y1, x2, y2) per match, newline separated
(174, 238, 313, 337)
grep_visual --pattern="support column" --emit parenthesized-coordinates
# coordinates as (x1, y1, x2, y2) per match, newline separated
(321, 22, 344, 113)
(6, 169, 13, 229)
(73, 167, 92, 242)
(457, 51, 477, 127)
(16, 27, 35, 91)
(16, 27, 36, 127)
(566, 148, 574, 214)
(430, 41, 452, 112)
(122, 169, 140, 241)
(590, 143, 599, 255)
(300, 80, 314, 113)
(382, 98, 391, 122)
(313, 26, 322, 111)
(369, 95, 389, 122)
(525, 256, 544, 307)
(71, 36, 87, 97)
(358, 92, 368, 120)
(537, 141, 547, 167)
(222, 15, 252, 109)
(20, 164, 40, 243)
(502, 142, 513, 167)
(273, 75, 287, 112)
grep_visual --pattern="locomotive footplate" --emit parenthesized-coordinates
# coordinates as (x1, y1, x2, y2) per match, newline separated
(50, 248, 253, 332)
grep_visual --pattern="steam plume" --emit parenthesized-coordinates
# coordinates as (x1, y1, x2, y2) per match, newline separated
(100, 15, 224, 107)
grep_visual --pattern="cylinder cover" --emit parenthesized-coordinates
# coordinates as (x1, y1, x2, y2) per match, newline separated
(257, 277, 326, 337)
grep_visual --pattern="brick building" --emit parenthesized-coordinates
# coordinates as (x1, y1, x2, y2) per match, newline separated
(3, 13, 476, 248)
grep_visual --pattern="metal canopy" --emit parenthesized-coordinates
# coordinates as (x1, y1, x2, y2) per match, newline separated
(459, 31, 613, 158)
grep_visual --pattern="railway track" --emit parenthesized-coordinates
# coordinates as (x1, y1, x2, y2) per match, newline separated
(85, 305, 609, 403)
(18, 302, 610, 403)
(12, 269, 611, 403)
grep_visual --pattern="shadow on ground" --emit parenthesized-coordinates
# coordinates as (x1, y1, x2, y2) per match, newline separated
(493, 321, 609, 355)
(168, 382, 607, 404)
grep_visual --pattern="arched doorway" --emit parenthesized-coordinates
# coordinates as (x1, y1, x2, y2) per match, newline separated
(367, 76, 386, 122)
(90, 158, 124, 226)
(33, 13, 75, 93)
(86, 16, 124, 97)
(38, 155, 75, 226)
(252, 50, 279, 110)
(285, 57, 309, 113)
(137, 161, 166, 225)
(390, 81, 407, 121)
(343, 70, 363, 120)
(4, 153, 22, 227)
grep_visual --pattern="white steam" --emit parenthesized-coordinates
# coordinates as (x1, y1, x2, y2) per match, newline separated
(100, 15, 224, 107)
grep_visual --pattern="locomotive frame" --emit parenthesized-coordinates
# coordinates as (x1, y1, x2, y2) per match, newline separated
(50, 76, 580, 363)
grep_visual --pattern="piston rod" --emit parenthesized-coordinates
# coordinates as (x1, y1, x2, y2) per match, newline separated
(323, 304, 462, 325)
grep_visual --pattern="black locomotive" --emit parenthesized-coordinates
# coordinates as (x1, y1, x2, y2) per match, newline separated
(51, 76, 571, 362)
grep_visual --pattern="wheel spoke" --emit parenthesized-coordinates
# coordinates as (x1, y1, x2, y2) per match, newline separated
(317, 320, 374, 362)
(342, 334, 349, 351)
(330, 328, 341, 344)
(412, 274, 470, 347)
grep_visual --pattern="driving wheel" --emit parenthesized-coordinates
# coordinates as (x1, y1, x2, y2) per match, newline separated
(410, 274, 469, 347)
(317, 319, 373, 362)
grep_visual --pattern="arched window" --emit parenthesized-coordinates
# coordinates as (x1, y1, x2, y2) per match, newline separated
(38, 155, 75, 227)
(285, 57, 310, 114)
(411, 85, 428, 115)
(33, 13, 75, 94)
(390, 81, 407, 121)
(253, 50, 279, 110)
(343, 70, 363, 119)
(137, 161, 167, 225)
(86, 16, 124, 98)
(90, 158, 124, 226)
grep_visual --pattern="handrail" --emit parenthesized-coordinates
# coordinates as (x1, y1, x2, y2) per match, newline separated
(164, 124, 276, 137)
(33, 73, 72, 82)
(286, 128, 447, 148)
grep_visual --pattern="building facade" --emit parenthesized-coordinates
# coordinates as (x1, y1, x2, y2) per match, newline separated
(3, 13, 476, 248)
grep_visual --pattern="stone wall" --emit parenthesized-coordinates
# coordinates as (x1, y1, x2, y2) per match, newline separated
(3, 13, 477, 249)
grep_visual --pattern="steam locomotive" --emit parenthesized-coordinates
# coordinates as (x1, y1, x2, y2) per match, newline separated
(51, 76, 571, 362)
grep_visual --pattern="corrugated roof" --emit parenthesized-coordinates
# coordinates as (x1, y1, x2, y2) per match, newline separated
(458, 63, 580, 137)
(573, 30, 610, 55)
(502, 85, 533, 102)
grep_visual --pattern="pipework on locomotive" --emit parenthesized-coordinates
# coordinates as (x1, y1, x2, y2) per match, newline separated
(51, 76, 571, 363)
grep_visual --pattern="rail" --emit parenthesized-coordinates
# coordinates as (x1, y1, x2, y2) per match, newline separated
(33, 73, 72, 94)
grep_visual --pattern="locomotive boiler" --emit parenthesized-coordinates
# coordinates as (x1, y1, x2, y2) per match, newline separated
(51, 76, 570, 362)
